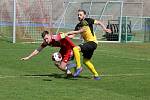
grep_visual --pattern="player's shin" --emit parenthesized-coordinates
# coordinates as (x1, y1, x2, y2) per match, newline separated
(73, 47, 81, 69)
(83, 58, 99, 77)
(66, 62, 76, 69)
(60, 61, 72, 74)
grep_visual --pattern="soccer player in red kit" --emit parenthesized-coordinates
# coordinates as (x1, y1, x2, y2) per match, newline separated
(21, 31, 76, 75)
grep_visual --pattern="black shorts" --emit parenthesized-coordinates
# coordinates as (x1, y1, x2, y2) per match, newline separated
(79, 41, 97, 59)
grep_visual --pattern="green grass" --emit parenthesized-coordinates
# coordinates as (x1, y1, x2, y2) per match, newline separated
(0, 39, 150, 100)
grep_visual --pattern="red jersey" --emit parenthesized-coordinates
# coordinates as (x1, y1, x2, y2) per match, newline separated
(41, 33, 75, 63)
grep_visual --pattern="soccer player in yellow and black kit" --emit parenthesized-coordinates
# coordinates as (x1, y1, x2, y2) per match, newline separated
(67, 9, 111, 80)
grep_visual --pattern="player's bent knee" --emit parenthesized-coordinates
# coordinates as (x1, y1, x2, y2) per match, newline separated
(83, 58, 90, 65)
(73, 46, 80, 51)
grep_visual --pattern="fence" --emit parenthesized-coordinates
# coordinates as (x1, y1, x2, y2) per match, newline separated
(0, 0, 53, 43)
(0, 0, 149, 43)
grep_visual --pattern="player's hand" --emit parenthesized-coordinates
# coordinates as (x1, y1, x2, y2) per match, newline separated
(66, 32, 71, 35)
(67, 34, 75, 38)
(20, 57, 30, 60)
(67, 32, 75, 38)
(104, 29, 112, 33)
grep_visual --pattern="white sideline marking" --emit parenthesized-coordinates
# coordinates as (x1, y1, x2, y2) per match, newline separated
(0, 73, 149, 79)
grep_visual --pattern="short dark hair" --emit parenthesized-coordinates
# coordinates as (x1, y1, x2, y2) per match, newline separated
(41, 31, 49, 38)
(78, 9, 86, 15)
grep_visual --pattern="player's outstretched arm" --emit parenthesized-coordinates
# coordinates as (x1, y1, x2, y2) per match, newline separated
(94, 20, 112, 33)
(20, 46, 43, 60)
(67, 28, 84, 36)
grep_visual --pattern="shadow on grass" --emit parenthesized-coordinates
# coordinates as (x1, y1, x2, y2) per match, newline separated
(22, 73, 91, 81)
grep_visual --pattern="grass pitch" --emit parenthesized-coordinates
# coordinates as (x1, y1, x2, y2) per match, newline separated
(0, 39, 150, 100)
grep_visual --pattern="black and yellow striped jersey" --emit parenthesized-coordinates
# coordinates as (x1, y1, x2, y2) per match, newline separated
(74, 18, 97, 43)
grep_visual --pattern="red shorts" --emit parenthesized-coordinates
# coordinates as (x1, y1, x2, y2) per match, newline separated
(60, 50, 73, 63)
(59, 36, 75, 63)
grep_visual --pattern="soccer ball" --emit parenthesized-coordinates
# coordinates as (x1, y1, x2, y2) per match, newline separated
(51, 52, 62, 62)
